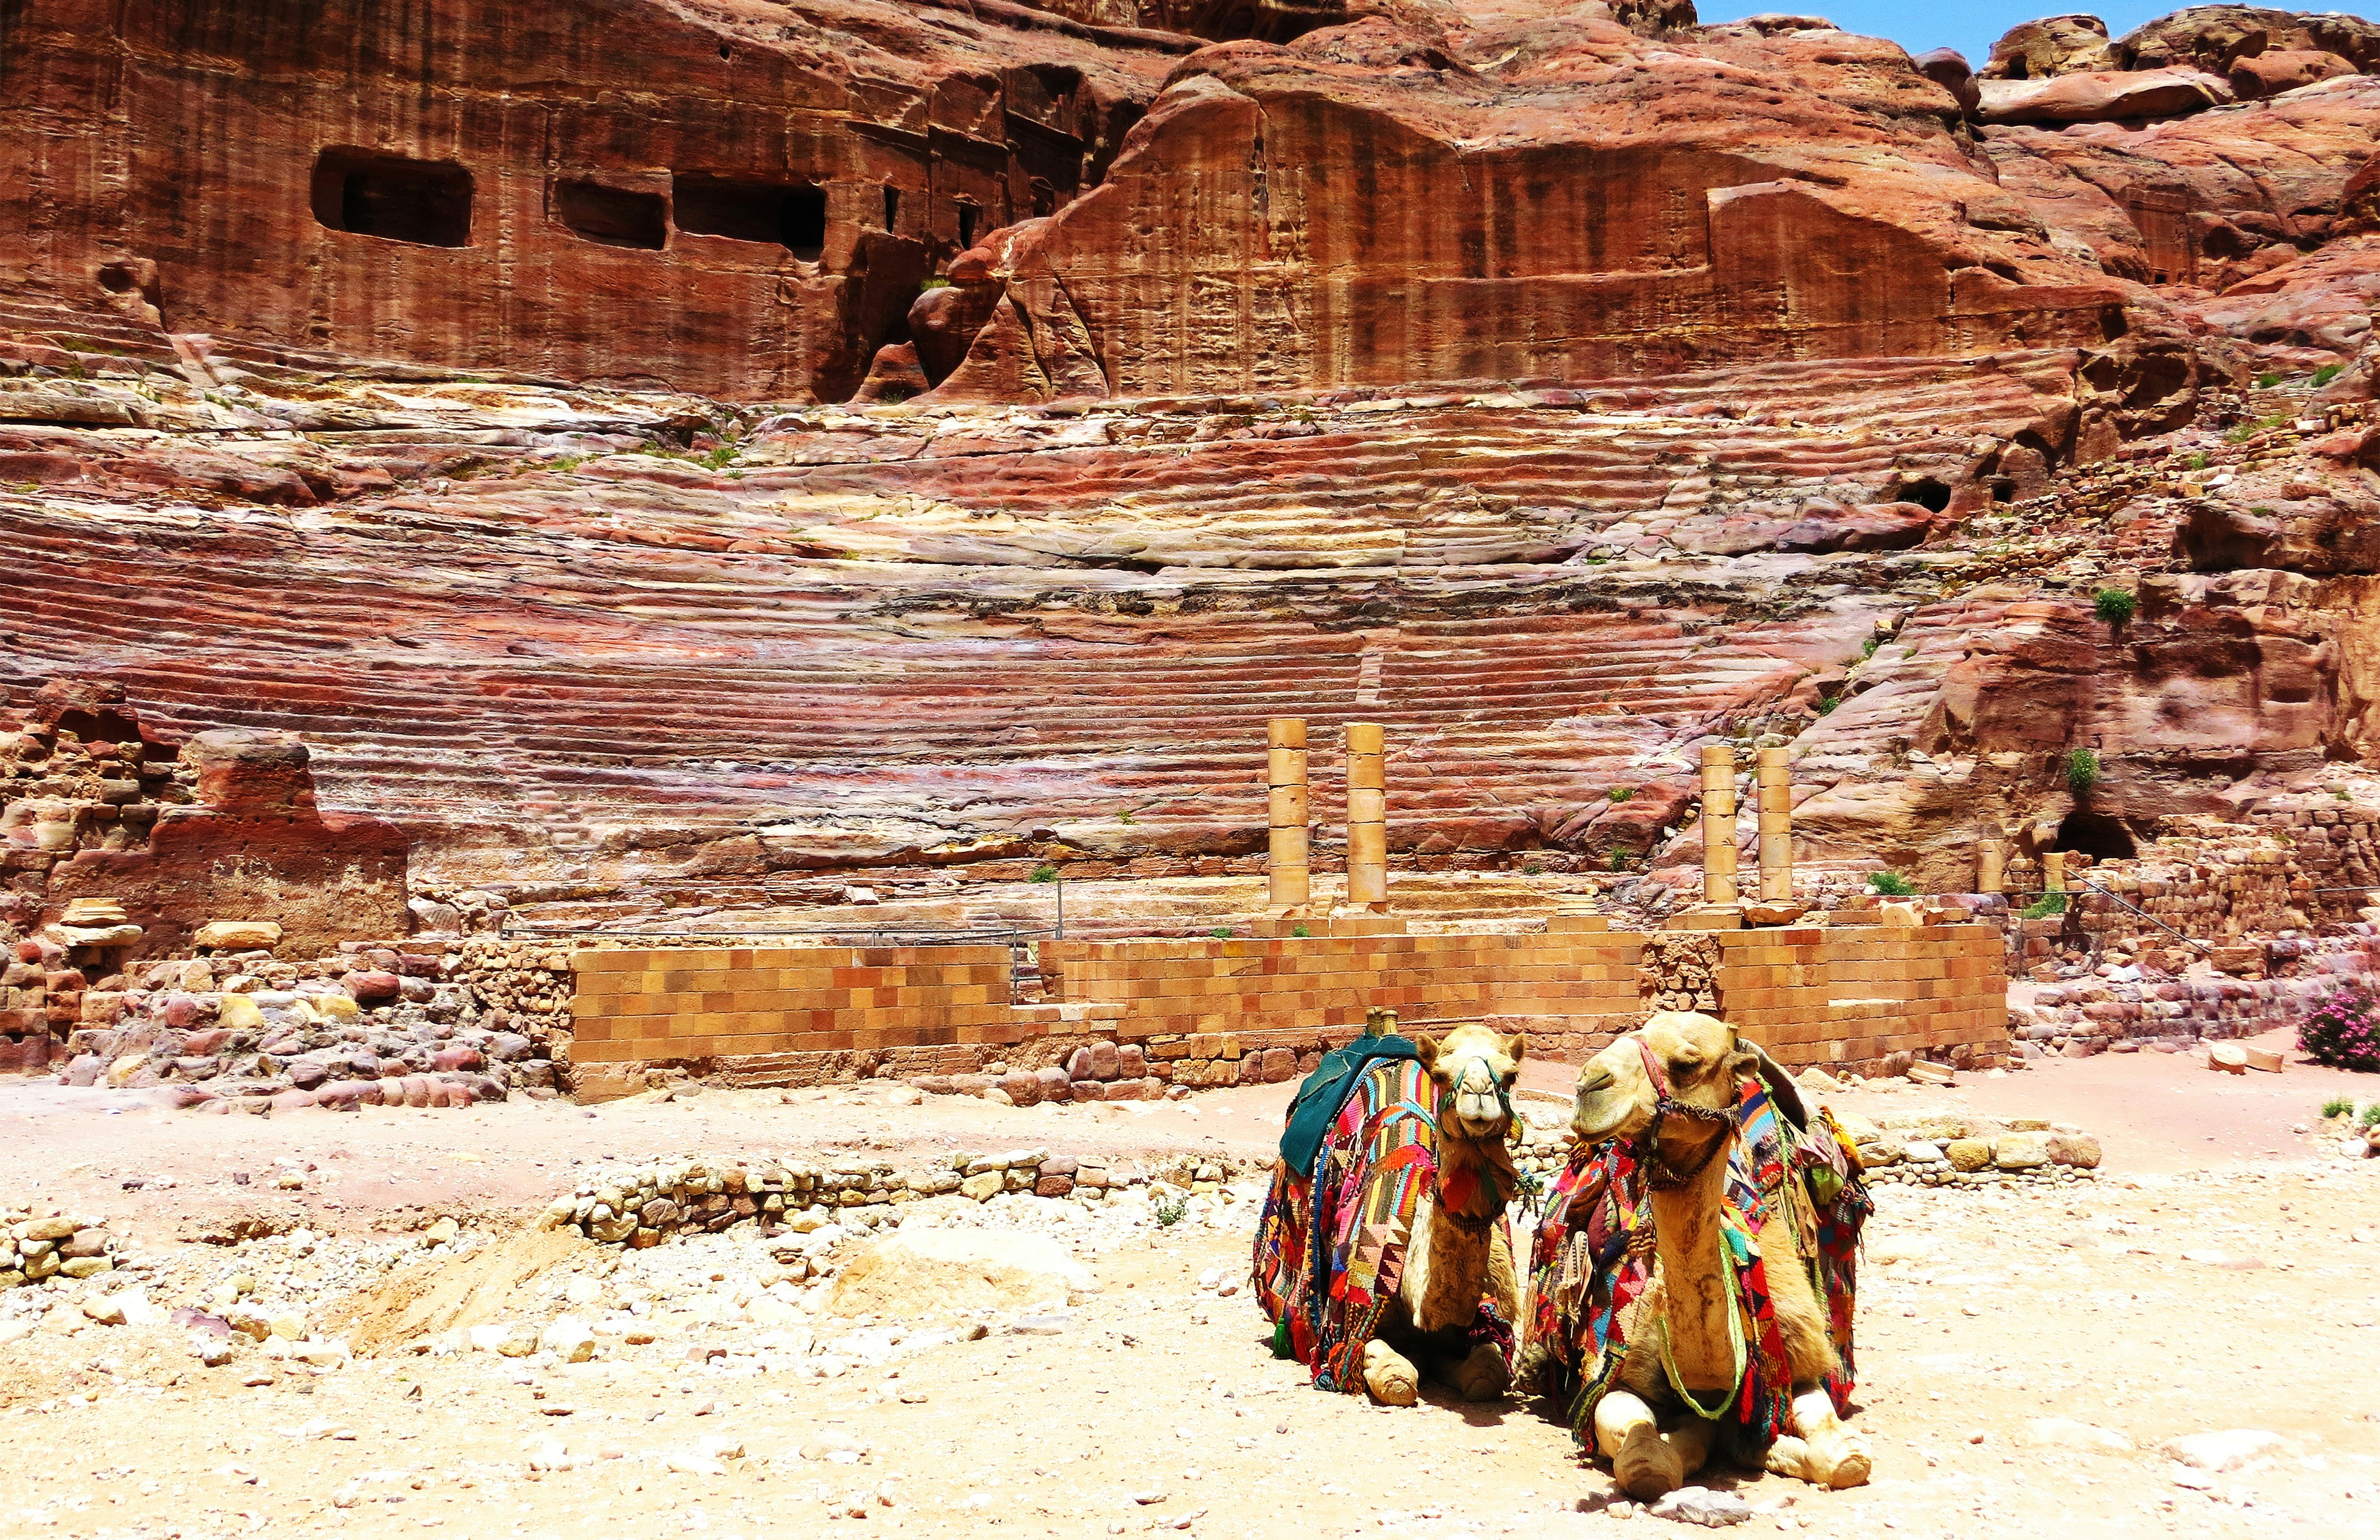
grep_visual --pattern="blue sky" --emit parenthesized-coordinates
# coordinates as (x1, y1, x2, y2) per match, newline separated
(1706, 3, 2201, 72)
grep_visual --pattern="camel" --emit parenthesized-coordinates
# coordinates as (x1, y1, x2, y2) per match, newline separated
(1252, 1021, 1527, 1406)
(1540, 1010, 1871, 1499)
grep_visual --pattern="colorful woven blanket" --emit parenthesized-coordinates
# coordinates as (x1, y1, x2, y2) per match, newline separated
(1252, 1057, 1513, 1392)
(1523, 1078, 1871, 1448)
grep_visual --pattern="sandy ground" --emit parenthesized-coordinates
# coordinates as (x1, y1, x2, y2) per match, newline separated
(2, 1034, 2378, 1540)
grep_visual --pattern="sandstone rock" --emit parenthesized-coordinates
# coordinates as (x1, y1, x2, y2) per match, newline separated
(825, 1229, 1093, 1317)
(1992, 1131, 2051, 1169)
(217, 996, 264, 1031)
(958, 1171, 1003, 1202)
(1648, 1486, 1753, 1527)
(2024, 1417, 2133, 1453)
(1978, 66, 2233, 125)
(1982, 14, 2112, 79)
(2162, 1429, 2284, 1472)
(193, 921, 282, 951)
(2228, 47, 2357, 99)
(2046, 1132, 2102, 1168)
(1944, 1138, 1992, 1172)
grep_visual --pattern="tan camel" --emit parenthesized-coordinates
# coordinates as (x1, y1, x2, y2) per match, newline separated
(1564, 1011, 1870, 1497)
(1359, 1024, 1526, 1406)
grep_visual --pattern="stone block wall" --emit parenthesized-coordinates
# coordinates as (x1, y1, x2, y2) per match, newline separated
(1036, 921, 1646, 1072)
(567, 943, 1019, 1080)
(561, 918, 2010, 1096)
(1714, 924, 2008, 1071)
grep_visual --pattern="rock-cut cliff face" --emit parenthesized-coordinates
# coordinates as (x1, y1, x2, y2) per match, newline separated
(0, 0, 1179, 400)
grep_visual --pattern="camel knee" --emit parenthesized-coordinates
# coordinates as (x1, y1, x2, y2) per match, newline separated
(1786, 1388, 1870, 1490)
(1448, 1341, 1511, 1402)
(1593, 1391, 1657, 1461)
(1362, 1338, 1419, 1406)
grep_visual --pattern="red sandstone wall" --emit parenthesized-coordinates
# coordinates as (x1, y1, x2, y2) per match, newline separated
(0, 0, 1172, 399)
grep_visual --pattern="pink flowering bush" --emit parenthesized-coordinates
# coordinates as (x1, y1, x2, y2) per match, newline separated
(2300, 989, 2380, 1073)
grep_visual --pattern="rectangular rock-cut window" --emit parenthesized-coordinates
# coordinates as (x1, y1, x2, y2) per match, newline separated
(672, 174, 827, 260)
(310, 149, 474, 248)
(554, 180, 667, 250)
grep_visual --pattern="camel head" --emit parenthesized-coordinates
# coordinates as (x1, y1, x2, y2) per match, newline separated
(1570, 1012, 1759, 1169)
(1415, 1023, 1525, 1142)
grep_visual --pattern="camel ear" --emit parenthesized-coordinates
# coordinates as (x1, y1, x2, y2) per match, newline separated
(1413, 1032, 1440, 1072)
(1503, 1032, 1526, 1066)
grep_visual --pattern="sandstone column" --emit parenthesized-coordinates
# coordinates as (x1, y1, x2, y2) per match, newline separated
(2042, 849, 2066, 895)
(1700, 744, 1738, 905)
(1977, 837, 2004, 895)
(1266, 718, 1310, 912)
(1346, 722, 1387, 911)
(1755, 746, 1792, 903)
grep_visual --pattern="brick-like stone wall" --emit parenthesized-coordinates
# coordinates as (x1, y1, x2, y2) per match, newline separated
(568, 943, 1018, 1076)
(1713, 923, 2007, 1071)
(562, 917, 2010, 1097)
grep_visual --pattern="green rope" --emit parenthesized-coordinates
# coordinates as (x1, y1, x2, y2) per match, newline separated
(1654, 1228, 1748, 1422)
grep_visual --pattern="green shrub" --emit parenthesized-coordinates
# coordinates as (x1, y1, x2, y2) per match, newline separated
(2021, 891, 2068, 919)
(1290, 923, 1311, 938)
(2092, 588, 2136, 626)
(2364, 1101, 2380, 1128)
(2298, 988, 2380, 1073)
(1522, 859, 1544, 877)
(2185, 451, 2208, 471)
(548, 452, 587, 473)
(1867, 872, 1916, 897)
(2255, 371, 2281, 388)
(1861, 638, 1880, 659)
(2065, 748, 2100, 796)
(1606, 850, 1626, 872)
(699, 444, 738, 470)
(1208, 927, 1232, 939)
(1608, 785, 1635, 803)
(1029, 864, 1058, 884)
(1817, 695, 1839, 716)
(2322, 1095, 2356, 1120)
(918, 276, 951, 291)
(1153, 1189, 1188, 1227)
(2313, 362, 2346, 387)
(1116, 808, 1136, 824)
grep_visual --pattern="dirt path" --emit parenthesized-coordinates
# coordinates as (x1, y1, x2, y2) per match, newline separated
(2, 1045, 2377, 1539)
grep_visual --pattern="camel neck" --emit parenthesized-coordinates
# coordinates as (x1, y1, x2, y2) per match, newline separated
(1646, 1134, 1737, 1392)
(1435, 1130, 1511, 1224)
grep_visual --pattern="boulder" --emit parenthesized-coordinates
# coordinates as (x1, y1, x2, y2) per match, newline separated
(1982, 14, 2112, 79)
(2228, 48, 2356, 99)
(192, 921, 282, 951)
(1980, 65, 2234, 124)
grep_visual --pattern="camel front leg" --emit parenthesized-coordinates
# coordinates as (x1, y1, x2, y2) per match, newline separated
(1362, 1337, 1420, 1405)
(1762, 1388, 1871, 1490)
(1594, 1392, 1714, 1500)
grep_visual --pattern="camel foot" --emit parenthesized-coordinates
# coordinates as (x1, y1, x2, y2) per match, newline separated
(1782, 1388, 1871, 1490)
(1614, 1422, 1684, 1501)
(1362, 1339, 1419, 1406)
(1448, 1342, 1511, 1402)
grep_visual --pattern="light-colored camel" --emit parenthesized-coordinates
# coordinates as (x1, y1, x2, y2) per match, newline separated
(1359, 1024, 1526, 1406)
(1566, 1011, 1870, 1497)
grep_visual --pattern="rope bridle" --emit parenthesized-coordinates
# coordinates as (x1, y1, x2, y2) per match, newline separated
(1432, 1050, 1518, 1230)
(1628, 1037, 1741, 1191)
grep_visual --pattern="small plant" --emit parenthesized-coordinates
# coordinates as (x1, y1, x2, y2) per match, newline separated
(1116, 807, 1136, 825)
(2321, 1095, 2356, 1120)
(2299, 988, 2380, 1074)
(2021, 891, 2068, 919)
(1208, 926, 1232, 940)
(1290, 923, 1311, 938)
(2255, 371, 2281, 388)
(1152, 1189, 1189, 1228)
(1029, 863, 1058, 884)
(1867, 872, 1917, 897)
(2065, 747, 2100, 797)
(2364, 1101, 2380, 1128)
(2185, 451, 2208, 471)
(1817, 695, 1839, 716)
(2312, 362, 2346, 387)
(1521, 859, 1545, 877)
(2092, 588, 2136, 626)
(1861, 638, 1880, 659)
(918, 275, 951, 292)
(1608, 785, 1635, 803)
(2331, 785, 2352, 802)
(548, 452, 587, 473)
(1606, 850, 1626, 872)
(699, 444, 739, 470)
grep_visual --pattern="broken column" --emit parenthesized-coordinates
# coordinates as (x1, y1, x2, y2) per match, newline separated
(2042, 849, 2066, 895)
(1755, 745, 1792, 902)
(1266, 718, 1310, 912)
(1977, 837, 2004, 895)
(1700, 744, 1738, 905)
(1346, 722, 1387, 912)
